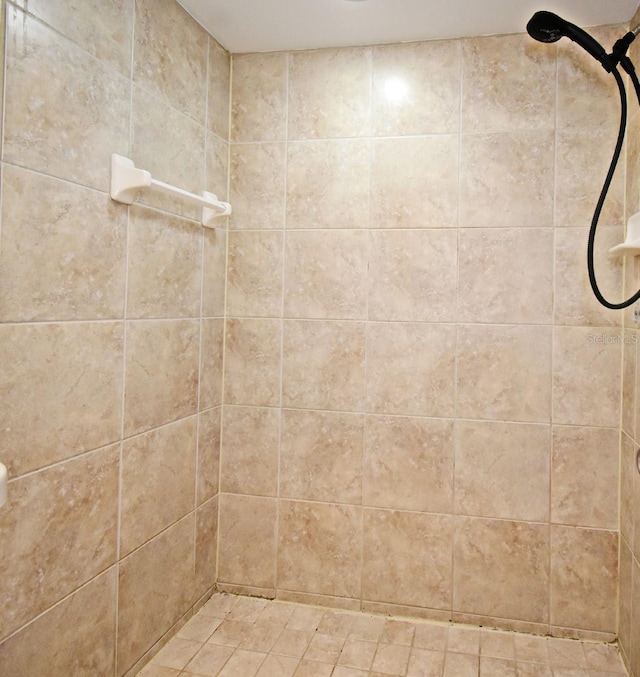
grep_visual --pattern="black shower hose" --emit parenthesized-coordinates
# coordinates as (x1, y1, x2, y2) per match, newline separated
(588, 65, 640, 309)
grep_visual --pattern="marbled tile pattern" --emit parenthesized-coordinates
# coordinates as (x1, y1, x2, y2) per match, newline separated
(0, 1, 228, 674)
(223, 23, 630, 651)
(133, 592, 627, 677)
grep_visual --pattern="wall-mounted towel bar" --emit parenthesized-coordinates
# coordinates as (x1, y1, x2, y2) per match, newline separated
(110, 154, 231, 228)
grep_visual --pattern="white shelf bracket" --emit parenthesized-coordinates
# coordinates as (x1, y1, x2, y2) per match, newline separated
(110, 154, 231, 228)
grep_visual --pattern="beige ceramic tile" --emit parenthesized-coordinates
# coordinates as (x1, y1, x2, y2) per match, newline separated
(0, 165, 126, 321)
(126, 205, 203, 318)
(208, 38, 231, 140)
(371, 643, 411, 675)
(282, 320, 365, 411)
(631, 558, 640, 677)
(362, 509, 452, 611)
(551, 426, 619, 529)
(627, 110, 640, 218)
(363, 415, 453, 513)
(224, 319, 282, 407)
(554, 226, 624, 327)
(0, 568, 116, 677)
(457, 324, 552, 423)
(372, 39, 461, 136)
(280, 409, 364, 504)
(0, 322, 123, 476)
(203, 227, 227, 318)
(458, 228, 553, 323)
(557, 25, 622, 130)
(133, 0, 207, 123)
(366, 322, 456, 417)
(206, 131, 229, 200)
(217, 494, 277, 589)
(230, 143, 286, 229)
(200, 318, 224, 409)
(407, 647, 445, 677)
(151, 637, 201, 671)
(622, 330, 636, 437)
(0, 447, 118, 639)
(120, 418, 197, 556)
(221, 406, 280, 497)
(459, 132, 554, 228)
(124, 320, 199, 437)
(370, 136, 459, 228)
(462, 34, 556, 132)
(131, 86, 205, 221)
(284, 230, 368, 319)
(288, 47, 372, 140)
(368, 229, 458, 322)
(286, 139, 370, 230)
(4, 8, 129, 190)
(555, 126, 624, 227)
(552, 327, 621, 427)
(550, 526, 618, 633)
(455, 420, 550, 521)
(620, 433, 635, 549)
(185, 643, 234, 675)
(14, 0, 133, 74)
(453, 517, 550, 624)
(278, 500, 362, 599)
(195, 496, 219, 600)
(231, 52, 288, 142)
(443, 651, 479, 677)
(197, 408, 221, 504)
(118, 515, 195, 676)
(227, 231, 284, 317)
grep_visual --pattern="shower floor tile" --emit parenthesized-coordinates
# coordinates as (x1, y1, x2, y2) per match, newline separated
(135, 593, 628, 677)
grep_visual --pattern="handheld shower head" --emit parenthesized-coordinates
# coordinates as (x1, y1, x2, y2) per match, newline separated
(526, 10, 613, 70)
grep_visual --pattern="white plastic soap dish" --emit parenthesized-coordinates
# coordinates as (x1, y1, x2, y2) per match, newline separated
(610, 211, 640, 256)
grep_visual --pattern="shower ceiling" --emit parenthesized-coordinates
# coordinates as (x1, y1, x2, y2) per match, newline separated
(177, 0, 639, 52)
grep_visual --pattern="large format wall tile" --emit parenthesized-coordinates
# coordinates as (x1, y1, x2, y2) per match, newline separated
(278, 500, 362, 599)
(462, 34, 556, 133)
(208, 39, 231, 140)
(453, 517, 550, 624)
(459, 132, 555, 229)
(284, 230, 368, 320)
(0, 165, 127, 321)
(286, 139, 371, 229)
(126, 206, 203, 319)
(288, 47, 372, 140)
(231, 52, 288, 143)
(457, 325, 552, 423)
(0, 568, 117, 677)
(4, 8, 129, 189)
(118, 515, 195, 676)
(0, 322, 123, 476)
(368, 229, 458, 322)
(280, 409, 364, 504)
(366, 323, 456, 417)
(0, 446, 119, 639)
(550, 526, 618, 633)
(124, 320, 199, 436)
(551, 426, 619, 529)
(221, 406, 280, 497)
(455, 421, 550, 522)
(217, 494, 277, 590)
(362, 509, 453, 611)
(197, 408, 221, 505)
(364, 415, 453, 513)
(282, 320, 365, 411)
(372, 40, 461, 136)
(133, 0, 207, 124)
(120, 418, 197, 556)
(12, 0, 134, 75)
(370, 136, 459, 229)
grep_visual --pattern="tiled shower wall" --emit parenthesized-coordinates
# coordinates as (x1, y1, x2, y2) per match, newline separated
(0, 1, 228, 675)
(620, 8, 640, 677)
(219, 25, 627, 641)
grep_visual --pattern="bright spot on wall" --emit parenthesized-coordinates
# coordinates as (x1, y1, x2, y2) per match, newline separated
(384, 76, 409, 103)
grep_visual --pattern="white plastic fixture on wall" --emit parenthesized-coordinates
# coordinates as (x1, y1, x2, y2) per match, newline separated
(109, 154, 232, 228)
